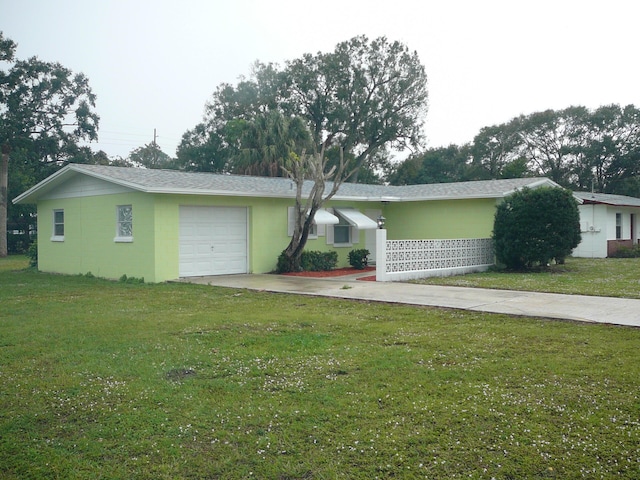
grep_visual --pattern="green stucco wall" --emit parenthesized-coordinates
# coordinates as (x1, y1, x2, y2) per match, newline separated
(36, 192, 498, 283)
(383, 198, 498, 239)
(38, 192, 157, 281)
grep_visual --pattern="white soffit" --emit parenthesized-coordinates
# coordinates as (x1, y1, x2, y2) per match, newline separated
(309, 209, 339, 225)
(334, 208, 378, 230)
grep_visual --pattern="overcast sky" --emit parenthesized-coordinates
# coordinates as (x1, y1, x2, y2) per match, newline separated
(3, 0, 639, 161)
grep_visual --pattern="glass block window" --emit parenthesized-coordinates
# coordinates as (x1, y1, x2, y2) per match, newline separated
(116, 205, 133, 239)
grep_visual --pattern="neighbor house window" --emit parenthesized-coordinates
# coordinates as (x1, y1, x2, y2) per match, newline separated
(115, 205, 133, 242)
(52, 209, 64, 241)
(616, 213, 622, 239)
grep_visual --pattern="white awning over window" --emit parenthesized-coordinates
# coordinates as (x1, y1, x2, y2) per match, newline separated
(334, 208, 378, 230)
(308, 209, 339, 225)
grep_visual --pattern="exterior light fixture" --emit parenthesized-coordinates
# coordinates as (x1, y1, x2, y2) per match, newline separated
(377, 215, 386, 229)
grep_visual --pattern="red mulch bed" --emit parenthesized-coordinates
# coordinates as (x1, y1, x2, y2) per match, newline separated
(357, 275, 377, 282)
(282, 266, 376, 278)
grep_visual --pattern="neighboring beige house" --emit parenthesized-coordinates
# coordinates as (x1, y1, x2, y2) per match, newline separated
(573, 191, 640, 258)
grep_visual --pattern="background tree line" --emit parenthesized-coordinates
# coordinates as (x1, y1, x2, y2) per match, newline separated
(390, 104, 640, 197)
(4, 27, 640, 258)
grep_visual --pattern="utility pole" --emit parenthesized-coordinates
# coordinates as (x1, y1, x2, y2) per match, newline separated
(152, 128, 159, 168)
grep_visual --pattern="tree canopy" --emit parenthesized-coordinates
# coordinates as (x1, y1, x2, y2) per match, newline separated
(0, 31, 100, 255)
(177, 35, 429, 181)
(390, 104, 640, 196)
(127, 142, 175, 169)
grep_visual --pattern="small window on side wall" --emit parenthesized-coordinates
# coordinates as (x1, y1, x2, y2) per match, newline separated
(616, 213, 622, 240)
(52, 209, 64, 241)
(115, 205, 133, 242)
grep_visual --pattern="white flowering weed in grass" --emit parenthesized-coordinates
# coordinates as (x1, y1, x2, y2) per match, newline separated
(1, 256, 639, 479)
(415, 257, 640, 299)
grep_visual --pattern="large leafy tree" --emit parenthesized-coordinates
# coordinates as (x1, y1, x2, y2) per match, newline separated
(579, 104, 640, 194)
(128, 143, 175, 169)
(516, 106, 591, 186)
(469, 123, 531, 180)
(0, 32, 99, 255)
(388, 145, 471, 185)
(177, 35, 428, 181)
(285, 36, 428, 180)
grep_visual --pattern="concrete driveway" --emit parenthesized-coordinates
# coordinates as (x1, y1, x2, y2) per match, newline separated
(179, 274, 640, 328)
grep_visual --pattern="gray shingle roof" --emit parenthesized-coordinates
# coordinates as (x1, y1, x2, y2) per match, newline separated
(13, 163, 561, 204)
(573, 191, 640, 207)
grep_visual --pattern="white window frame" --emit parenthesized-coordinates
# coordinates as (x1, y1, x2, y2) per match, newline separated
(287, 207, 320, 239)
(51, 209, 65, 242)
(333, 217, 352, 246)
(326, 209, 359, 247)
(616, 212, 623, 240)
(114, 205, 133, 243)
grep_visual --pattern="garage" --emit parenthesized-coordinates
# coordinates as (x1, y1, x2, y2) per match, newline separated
(179, 206, 248, 277)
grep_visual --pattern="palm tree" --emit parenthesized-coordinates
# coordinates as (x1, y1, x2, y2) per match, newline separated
(232, 111, 312, 176)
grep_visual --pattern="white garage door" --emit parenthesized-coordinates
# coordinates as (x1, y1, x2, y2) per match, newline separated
(179, 206, 248, 277)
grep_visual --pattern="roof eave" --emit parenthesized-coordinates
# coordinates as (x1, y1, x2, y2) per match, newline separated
(12, 164, 149, 204)
(12, 165, 75, 204)
(501, 178, 561, 197)
(395, 193, 506, 202)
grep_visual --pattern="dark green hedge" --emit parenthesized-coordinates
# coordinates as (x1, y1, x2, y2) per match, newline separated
(492, 187, 581, 269)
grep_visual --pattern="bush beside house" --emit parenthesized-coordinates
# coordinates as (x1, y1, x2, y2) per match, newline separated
(493, 187, 581, 269)
(348, 249, 370, 269)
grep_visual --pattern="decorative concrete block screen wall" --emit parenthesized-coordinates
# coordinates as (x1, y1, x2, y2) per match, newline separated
(375, 230, 494, 281)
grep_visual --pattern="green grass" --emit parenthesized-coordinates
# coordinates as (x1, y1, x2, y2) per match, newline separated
(1, 256, 639, 479)
(415, 256, 640, 298)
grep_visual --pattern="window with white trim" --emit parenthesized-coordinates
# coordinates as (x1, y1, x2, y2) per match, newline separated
(52, 209, 64, 241)
(616, 213, 622, 240)
(287, 207, 319, 239)
(115, 205, 133, 242)
(333, 216, 351, 245)
(325, 208, 360, 247)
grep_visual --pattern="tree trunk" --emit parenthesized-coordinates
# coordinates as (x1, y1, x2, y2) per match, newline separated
(0, 144, 9, 257)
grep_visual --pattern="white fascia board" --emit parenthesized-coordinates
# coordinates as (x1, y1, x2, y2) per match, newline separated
(502, 178, 561, 197)
(12, 165, 76, 204)
(144, 187, 299, 198)
(395, 194, 505, 202)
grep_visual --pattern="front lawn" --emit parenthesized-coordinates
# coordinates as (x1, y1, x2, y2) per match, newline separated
(414, 257, 640, 299)
(1, 257, 639, 479)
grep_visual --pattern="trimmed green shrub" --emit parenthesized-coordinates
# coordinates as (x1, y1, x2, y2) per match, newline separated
(301, 250, 338, 271)
(276, 250, 338, 273)
(348, 249, 370, 269)
(276, 251, 297, 273)
(492, 187, 581, 270)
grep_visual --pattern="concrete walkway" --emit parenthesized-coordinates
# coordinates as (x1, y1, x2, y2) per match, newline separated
(179, 273, 640, 328)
